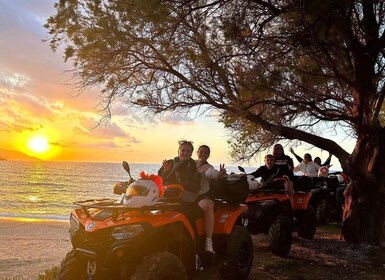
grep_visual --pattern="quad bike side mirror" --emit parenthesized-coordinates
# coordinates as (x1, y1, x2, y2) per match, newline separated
(122, 161, 130, 173)
(238, 166, 246, 173)
(122, 161, 135, 184)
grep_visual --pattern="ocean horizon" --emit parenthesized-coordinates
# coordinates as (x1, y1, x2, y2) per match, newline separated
(0, 160, 256, 221)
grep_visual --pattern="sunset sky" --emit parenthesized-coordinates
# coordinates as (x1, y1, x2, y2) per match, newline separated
(0, 0, 355, 168)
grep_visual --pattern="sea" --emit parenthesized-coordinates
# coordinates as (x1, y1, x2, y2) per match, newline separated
(0, 161, 253, 221)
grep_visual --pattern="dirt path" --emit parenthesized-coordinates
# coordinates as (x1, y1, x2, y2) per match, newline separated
(197, 224, 385, 280)
(1, 219, 384, 280)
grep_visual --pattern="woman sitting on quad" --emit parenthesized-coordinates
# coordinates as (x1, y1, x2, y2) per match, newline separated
(196, 145, 226, 253)
(158, 140, 201, 202)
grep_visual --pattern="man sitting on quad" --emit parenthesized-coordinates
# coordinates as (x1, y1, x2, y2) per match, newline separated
(251, 154, 294, 182)
(251, 154, 294, 204)
(158, 139, 202, 234)
(158, 140, 201, 202)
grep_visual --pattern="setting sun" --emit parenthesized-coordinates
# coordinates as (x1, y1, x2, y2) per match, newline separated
(28, 136, 49, 153)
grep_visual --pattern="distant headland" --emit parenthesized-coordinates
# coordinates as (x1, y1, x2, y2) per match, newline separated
(0, 149, 41, 161)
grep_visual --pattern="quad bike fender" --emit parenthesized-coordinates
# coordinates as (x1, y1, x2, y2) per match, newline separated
(311, 188, 321, 194)
(292, 192, 312, 210)
(246, 193, 290, 204)
(73, 247, 97, 262)
(74, 208, 196, 239)
(213, 204, 247, 235)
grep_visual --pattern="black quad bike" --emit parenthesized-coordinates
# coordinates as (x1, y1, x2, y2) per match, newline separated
(327, 172, 349, 221)
(293, 174, 347, 225)
(56, 161, 253, 280)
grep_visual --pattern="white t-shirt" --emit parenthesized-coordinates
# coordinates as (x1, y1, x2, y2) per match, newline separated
(294, 161, 320, 177)
(197, 163, 219, 195)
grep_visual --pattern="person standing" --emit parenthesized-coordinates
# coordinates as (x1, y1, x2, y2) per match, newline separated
(290, 147, 332, 167)
(273, 144, 294, 170)
(293, 153, 320, 177)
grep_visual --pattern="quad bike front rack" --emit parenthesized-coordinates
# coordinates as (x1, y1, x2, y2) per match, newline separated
(73, 198, 183, 222)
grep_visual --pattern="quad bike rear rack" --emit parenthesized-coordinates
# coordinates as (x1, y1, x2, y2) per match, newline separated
(250, 188, 288, 195)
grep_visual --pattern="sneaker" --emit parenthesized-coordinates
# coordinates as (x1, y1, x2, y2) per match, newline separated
(204, 238, 215, 253)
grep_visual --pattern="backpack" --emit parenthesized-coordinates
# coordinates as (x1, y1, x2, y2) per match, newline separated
(222, 175, 249, 204)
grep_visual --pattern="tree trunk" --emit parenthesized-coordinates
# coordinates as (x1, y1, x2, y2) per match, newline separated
(341, 128, 385, 244)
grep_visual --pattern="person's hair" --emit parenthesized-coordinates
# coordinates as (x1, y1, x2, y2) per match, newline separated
(264, 154, 275, 160)
(304, 153, 312, 161)
(178, 139, 194, 151)
(198, 145, 210, 155)
(314, 157, 321, 162)
(273, 144, 285, 157)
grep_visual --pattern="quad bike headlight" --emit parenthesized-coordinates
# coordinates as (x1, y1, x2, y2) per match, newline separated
(112, 224, 145, 240)
(258, 200, 276, 208)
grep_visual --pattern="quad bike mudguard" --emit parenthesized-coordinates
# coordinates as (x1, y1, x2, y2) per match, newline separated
(292, 192, 312, 210)
(244, 186, 293, 257)
(245, 190, 293, 233)
(212, 203, 248, 235)
(72, 204, 196, 239)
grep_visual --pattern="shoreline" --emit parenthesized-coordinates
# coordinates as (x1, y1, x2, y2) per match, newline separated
(0, 216, 69, 223)
(0, 218, 71, 279)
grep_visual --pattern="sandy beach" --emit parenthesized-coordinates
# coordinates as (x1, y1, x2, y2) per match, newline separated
(0, 217, 71, 280)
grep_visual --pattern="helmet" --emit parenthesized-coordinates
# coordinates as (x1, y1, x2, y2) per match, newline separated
(336, 174, 346, 183)
(123, 172, 164, 208)
(318, 166, 329, 177)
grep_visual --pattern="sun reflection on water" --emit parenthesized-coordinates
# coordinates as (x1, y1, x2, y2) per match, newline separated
(28, 196, 39, 202)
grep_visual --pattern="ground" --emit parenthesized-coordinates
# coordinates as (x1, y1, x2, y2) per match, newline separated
(4, 220, 383, 280)
(196, 223, 385, 280)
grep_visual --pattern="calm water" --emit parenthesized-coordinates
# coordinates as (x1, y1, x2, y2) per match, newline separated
(0, 161, 160, 220)
(0, 161, 249, 220)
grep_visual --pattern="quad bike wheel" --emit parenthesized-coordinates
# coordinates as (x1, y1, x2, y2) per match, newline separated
(131, 251, 187, 280)
(268, 214, 293, 257)
(56, 250, 87, 280)
(219, 225, 253, 280)
(297, 205, 317, 240)
(316, 199, 330, 225)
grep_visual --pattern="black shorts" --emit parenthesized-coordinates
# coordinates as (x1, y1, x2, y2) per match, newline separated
(196, 185, 220, 202)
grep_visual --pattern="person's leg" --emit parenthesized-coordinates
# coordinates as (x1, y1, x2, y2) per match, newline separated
(284, 179, 294, 207)
(198, 198, 215, 252)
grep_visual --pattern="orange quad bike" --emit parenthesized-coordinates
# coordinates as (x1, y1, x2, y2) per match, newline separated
(238, 167, 317, 257)
(291, 183, 318, 240)
(242, 174, 294, 257)
(56, 161, 253, 280)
